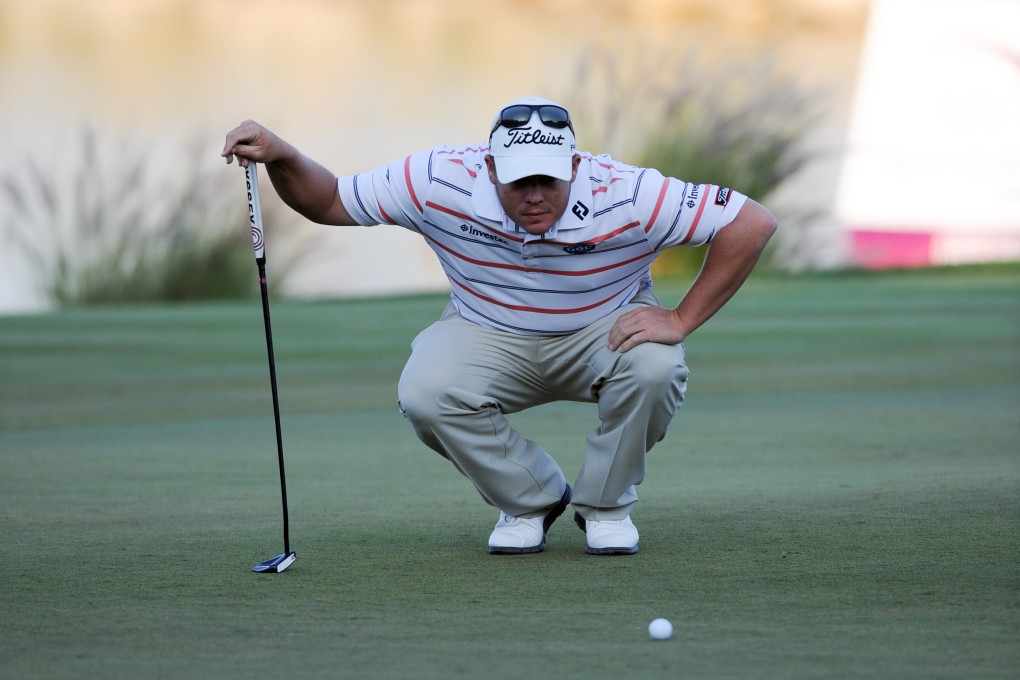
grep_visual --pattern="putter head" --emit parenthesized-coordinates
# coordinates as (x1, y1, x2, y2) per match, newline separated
(252, 551, 296, 573)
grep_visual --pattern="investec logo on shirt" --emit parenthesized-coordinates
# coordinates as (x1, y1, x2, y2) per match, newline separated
(460, 224, 510, 246)
(685, 184, 700, 209)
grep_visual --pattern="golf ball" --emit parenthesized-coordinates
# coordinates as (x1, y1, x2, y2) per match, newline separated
(648, 617, 673, 640)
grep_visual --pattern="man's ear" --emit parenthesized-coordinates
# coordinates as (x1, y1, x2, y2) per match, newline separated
(484, 154, 498, 184)
(570, 154, 581, 182)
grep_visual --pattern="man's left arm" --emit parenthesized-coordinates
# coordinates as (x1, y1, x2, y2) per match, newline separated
(608, 198, 777, 352)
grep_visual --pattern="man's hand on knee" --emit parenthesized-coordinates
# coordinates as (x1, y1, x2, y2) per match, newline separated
(607, 306, 687, 352)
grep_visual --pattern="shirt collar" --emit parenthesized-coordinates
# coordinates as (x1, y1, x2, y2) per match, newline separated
(471, 156, 593, 238)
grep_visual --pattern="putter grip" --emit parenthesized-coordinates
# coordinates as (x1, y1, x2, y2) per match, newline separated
(245, 163, 265, 261)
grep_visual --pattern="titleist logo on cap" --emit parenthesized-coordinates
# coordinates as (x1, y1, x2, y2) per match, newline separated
(499, 126, 566, 149)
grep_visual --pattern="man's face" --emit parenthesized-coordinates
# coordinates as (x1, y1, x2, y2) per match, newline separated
(485, 155, 581, 236)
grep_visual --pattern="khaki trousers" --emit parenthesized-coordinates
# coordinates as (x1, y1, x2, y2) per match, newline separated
(397, 287, 689, 521)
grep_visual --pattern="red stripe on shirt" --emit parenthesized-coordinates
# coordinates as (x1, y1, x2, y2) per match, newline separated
(591, 177, 625, 196)
(679, 185, 712, 245)
(426, 201, 524, 243)
(544, 221, 641, 247)
(445, 158, 477, 178)
(404, 155, 422, 213)
(582, 153, 637, 174)
(643, 178, 671, 233)
(449, 276, 632, 315)
(436, 146, 487, 156)
(425, 232, 653, 276)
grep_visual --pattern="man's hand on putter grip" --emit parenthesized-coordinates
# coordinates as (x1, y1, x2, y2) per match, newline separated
(221, 120, 295, 167)
(608, 306, 687, 352)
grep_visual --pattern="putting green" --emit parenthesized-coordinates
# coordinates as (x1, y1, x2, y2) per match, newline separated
(1, 266, 1017, 679)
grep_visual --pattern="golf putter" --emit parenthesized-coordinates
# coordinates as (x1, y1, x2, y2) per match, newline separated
(245, 162, 296, 574)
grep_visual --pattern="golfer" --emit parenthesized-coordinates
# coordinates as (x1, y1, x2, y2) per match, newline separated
(222, 96, 776, 556)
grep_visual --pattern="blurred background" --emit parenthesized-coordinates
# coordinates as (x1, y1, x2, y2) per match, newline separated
(1, 0, 1017, 313)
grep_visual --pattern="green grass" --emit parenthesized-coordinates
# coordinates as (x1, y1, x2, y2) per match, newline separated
(1, 265, 1018, 679)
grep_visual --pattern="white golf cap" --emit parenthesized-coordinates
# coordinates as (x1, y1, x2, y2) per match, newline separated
(488, 96, 576, 183)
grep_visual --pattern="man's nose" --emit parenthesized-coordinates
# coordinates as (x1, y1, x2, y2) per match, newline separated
(523, 180, 543, 202)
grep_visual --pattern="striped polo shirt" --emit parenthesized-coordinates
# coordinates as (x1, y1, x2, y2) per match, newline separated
(338, 144, 747, 335)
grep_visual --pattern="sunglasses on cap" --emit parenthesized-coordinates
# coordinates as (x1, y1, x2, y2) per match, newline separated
(490, 104, 574, 136)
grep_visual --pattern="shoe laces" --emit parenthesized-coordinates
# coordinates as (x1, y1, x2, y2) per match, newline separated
(495, 512, 520, 527)
(591, 518, 626, 526)
(496, 512, 539, 529)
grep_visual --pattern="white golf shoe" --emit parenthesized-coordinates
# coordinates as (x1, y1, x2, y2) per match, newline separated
(574, 512, 639, 555)
(488, 485, 572, 554)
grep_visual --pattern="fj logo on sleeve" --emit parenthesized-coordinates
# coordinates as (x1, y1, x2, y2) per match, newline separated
(571, 201, 590, 220)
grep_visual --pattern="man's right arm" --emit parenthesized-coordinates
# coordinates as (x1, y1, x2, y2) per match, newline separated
(221, 119, 359, 226)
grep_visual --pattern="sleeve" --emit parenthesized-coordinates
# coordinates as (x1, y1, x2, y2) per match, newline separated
(638, 169, 748, 250)
(336, 148, 434, 231)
